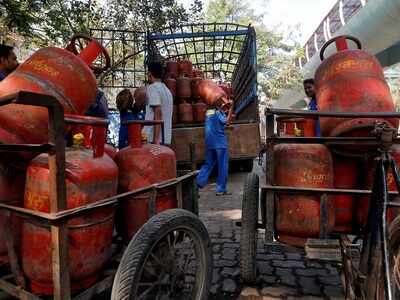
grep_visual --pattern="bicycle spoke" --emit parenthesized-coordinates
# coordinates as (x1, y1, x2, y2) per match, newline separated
(136, 228, 203, 299)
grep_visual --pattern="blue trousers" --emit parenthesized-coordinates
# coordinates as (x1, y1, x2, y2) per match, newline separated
(196, 148, 229, 193)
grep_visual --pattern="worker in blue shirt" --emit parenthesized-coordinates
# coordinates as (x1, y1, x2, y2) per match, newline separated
(117, 88, 145, 149)
(303, 78, 321, 136)
(85, 90, 109, 119)
(0, 44, 18, 81)
(196, 106, 232, 196)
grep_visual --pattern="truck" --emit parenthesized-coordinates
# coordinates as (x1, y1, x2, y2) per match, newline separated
(91, 23, 260, 170)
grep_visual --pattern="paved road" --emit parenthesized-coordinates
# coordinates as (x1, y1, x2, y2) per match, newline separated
(198, 162, 345, 300)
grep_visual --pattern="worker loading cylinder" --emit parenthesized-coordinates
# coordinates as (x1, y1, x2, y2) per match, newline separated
(114, 120, 177, 242)
(315, 35, 398, 142)
(21, 116, 118, 295)
(0, 34, 110, 145)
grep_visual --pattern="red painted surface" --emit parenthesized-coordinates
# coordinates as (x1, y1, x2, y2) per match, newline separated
(278, 118, 316, 137)
(178, 59, 193, 77)
(165, 78, 177, 101)
(191, 69, 204, 79)
(134, 86, 147, 109)
(0, 162, 25, 265)
(356, 145, 400, 229)
(193, 102, 207, 123)
(315, 47, 398, 138)
(274, 144, 335, 247)
(0, 47, 98, 145)
(114, 123, 177, 242)
(332, 156, 360, 233)
(172, 105, 179, 124)
(104, 144, 117, 160)
(179, 102, 194, 123)
(21, 141, 118, 295)
(195, 79, 229, 110)
(177, 77, 192, 100)
(278, 121, 296, 136)
(218, 83, 233, 99)
(191, 77, 202, 100)
(165, 61, 179, 79)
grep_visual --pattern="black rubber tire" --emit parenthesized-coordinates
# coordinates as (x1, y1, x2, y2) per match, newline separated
(111, 209, 213, 300)
(375, 215, 400, 299)
(240, 172, 259, 283)
(241, 159, 254, 173)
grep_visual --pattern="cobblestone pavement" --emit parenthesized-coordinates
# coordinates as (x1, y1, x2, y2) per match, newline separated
(198, 163, 345, 300)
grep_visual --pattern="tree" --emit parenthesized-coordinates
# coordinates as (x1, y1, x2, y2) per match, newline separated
(205, 0, 303, 102)
(0, 0, 203, 46)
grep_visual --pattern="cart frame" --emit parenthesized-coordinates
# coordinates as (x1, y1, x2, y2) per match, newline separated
(0, 91, 199, 300)
(255, 108, 400, 299)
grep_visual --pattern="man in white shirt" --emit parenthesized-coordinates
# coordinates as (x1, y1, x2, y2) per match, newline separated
(144, 62, 173, 144)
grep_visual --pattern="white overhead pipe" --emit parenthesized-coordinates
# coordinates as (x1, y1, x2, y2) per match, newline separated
(302, 0, 400, 75)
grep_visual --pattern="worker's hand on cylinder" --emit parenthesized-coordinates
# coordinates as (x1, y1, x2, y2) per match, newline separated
(226, 100, 234, 125)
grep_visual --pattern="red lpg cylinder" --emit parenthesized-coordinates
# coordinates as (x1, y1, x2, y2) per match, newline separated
(274, 144, 335, 247)
(134, 86, 147, 108)
(165, 78, 177, 101)
(0, 162, 25, 265)
(219, 83, 232, 99)
(21, 117, 118, 295)
(177, 77, 192, 100)
(195, 79, 231, 112)
(191, 77, 202, 100)
(316, 35, 398, 139)
(277, 117, 316, 137)
(332, 156, 360, 233)
(166, 61, 179, 79)
(178, 59, 193, 77)
(356, 145, 400, 229)
(193, 102, 207, 123)
(104, 144, 117, 160)
(0, 35, 109, 145)
(179, 102, 194, 123)
(115, 121, 177, 241)
(173, 105, 179, 124)
(191, 69, 204, 78)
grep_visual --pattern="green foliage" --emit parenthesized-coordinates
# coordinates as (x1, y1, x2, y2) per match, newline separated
(0, 0, 203, 46)
(0, 0, 41, 37)
(205, 0, 304, 100)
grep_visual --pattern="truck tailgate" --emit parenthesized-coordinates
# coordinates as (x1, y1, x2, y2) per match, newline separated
(171, 122, 260, 163)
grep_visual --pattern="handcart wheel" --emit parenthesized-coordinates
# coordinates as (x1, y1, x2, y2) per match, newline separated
(377, 215, 400, 299)
(240, 172, 259, 283)
(66, 33, 111, 75)
(111, 209, 212, 300)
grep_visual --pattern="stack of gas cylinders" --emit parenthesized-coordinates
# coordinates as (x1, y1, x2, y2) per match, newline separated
(274, 36, 400, 247)
(0, 37, 177, 295)
(163, 59, 233, 125)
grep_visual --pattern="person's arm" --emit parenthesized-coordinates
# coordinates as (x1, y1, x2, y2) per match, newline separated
(217, 110, 227, 125)
(152, 105, 162, 144)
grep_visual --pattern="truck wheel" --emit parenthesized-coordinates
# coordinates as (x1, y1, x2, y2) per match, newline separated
(111, 209, 213, 300)
(240, 173, 259, 283)
(241, 159, 254, 172)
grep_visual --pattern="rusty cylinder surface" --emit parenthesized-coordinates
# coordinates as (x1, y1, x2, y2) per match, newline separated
(0, 47, 97, 145)
(274, 144, 335, 247)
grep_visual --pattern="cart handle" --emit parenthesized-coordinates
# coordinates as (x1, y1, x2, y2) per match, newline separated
(123, 120, 165, 145)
